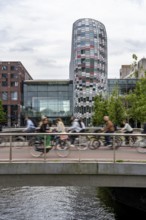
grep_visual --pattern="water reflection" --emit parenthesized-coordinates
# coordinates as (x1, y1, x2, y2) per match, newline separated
(0, 187, 115, 220)
(97, 188, 146, 220)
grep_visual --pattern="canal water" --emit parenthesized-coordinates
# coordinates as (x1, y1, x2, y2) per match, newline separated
(0, 186, 145, 220)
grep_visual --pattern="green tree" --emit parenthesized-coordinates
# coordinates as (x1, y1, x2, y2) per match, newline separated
(92, 95, 108, 126)
(126, 77, 146, 125)
(131, 54, 139, 78)
(0, 100, 6, 123)
(108, 88, 126, 126)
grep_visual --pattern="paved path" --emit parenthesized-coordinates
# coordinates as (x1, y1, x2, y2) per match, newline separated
(0, 144, 146, 163)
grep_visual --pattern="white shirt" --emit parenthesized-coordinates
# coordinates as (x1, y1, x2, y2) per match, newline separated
(26, 119, 35, 129)
(69, 119, 84, 132)
(57, 121, 66, 132)
(122, 123, 133, 132)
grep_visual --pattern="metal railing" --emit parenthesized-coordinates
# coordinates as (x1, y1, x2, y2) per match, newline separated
(0, 132, 146, 163)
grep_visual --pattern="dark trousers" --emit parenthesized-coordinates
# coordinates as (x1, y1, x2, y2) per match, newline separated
(70, 131, 78, 144)
(105, 131, 114, 145)
(124, 131, 133, 144)
(70, 129, 85, 144)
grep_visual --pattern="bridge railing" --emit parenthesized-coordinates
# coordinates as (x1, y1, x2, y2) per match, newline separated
(0, 131, 146, 163)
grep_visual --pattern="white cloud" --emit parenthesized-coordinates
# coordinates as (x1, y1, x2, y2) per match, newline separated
(0, 0, 146, 79)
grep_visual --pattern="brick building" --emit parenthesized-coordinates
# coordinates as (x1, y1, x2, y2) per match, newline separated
(0, 61, 32, 127)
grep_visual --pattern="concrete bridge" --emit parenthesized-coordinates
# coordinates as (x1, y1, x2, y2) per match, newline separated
(0, 162, 146, 188)
(0, 131, 146, 188)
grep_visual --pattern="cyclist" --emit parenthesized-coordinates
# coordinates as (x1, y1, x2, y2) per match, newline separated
(68, 117, 85, 146)
(121, 120, 133, 145)
(36, 117, 52, 150)
(39, 116, 50, 132)
(102, 116, 115, 147)
(23, 116, 36, 133)
(53, 118, 67, 144)
(56, 118, 66, 133)
(142, 122, 146, 134)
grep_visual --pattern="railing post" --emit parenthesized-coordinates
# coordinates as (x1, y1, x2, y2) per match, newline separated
(44, 135, 46, 162)
(79, 135, 81, 162)
(113, 135, 116, 163)
(9, 135, 12, 162)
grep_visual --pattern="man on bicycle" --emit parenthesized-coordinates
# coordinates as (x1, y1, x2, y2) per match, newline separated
(102, 116, 115, 147)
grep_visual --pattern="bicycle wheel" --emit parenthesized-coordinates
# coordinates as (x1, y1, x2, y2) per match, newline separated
(28, 137, 36, 146)
(136, 140, 146, 153)
(55, 139, 70, 157)
(74, 137, 88, 150)
(89, 139, 101, 150)
(30, 146, 44, 157)
(30, 141, 44, 157)
(130, 136, 138, 146)
(114, 137, 123, 149)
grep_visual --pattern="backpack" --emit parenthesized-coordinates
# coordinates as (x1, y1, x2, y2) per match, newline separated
(31, 119, 37, 127)
(113, 123, 117, 131)
(78, 120, 83, 128)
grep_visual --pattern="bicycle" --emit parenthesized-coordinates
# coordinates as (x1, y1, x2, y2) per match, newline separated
(136, 137, 146, 153)
(73, 134, 89, 150)
(117, 131, 138, 147)
(68, 130, 90, 150)
(0, 131, 26, 147)
(88, 130, 122, 150)
(30, 133, 70, 158)
(115, 132, 146, 153)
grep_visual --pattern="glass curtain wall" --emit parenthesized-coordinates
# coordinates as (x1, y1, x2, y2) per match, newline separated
(107, 79, 138, 96)
(23, 80, 73, 125)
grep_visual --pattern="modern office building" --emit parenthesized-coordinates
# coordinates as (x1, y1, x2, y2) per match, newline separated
(23, 80, 73, 125)
(70, 18, 108, 125)
(0, 61, 32, 127)
(107, 78, 138, 96)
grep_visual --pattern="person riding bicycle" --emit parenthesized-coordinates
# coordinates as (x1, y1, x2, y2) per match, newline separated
(37, 117, 51, 149)
(23, 116, 36, 133)
(56, 118, 66, 133)
(54, 118, 67, 144)
(121, 120, 133, 145)
(142, 122, 146, 134)
(102, 116, 115, 147)
(68, 117, 85, 146)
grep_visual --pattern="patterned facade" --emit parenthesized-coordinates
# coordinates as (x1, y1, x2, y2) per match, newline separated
(70, 18, 107, 125)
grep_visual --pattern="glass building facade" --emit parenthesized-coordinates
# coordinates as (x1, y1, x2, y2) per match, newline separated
(70, 18, 107, 125)
(23, 80, 73, 125)
(107, 79, 138, 96)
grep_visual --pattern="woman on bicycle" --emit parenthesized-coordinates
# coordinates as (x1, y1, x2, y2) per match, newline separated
(38, 117, 51, 148)
(56, 118, 66, 133)
(54, 118, 67, 144)
(68, 117, 85, 146)
(121, 120, 133, 145)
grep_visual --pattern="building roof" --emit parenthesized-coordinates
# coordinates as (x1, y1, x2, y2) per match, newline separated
(24, 79, 73, 84)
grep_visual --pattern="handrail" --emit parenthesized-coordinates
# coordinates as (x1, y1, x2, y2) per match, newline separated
(0, 132, 146, 137)
(0, 132, 146, 163)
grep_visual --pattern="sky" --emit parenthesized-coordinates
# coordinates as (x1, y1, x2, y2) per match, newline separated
(0, 0, 146, 79)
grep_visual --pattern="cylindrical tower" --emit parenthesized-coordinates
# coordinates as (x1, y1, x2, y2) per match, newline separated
(70, 18, 108, 125)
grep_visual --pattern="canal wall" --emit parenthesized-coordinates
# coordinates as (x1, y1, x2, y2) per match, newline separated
(0, 162, 146, 187)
